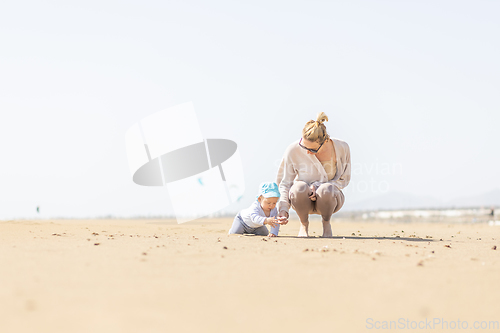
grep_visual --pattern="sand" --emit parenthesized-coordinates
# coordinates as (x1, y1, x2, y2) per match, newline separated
(1, 218, 499, 333)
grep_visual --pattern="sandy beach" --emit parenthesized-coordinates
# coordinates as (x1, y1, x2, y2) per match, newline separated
(1, 217, 499, 333)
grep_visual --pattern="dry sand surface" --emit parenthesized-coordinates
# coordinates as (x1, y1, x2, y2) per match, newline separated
(1, 218, 499, 333)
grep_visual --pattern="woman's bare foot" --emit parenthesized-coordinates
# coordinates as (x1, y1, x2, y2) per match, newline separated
(322, 221, 333, 238)
(298, 221, 309, 237)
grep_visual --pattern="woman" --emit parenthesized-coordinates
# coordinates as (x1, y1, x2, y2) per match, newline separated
(276, 112, 351, 237)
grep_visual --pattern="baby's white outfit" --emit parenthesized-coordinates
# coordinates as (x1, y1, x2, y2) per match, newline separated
(228, 200, 280, 236)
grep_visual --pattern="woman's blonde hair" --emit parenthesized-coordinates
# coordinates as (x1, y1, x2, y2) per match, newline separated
(302, 112, 329, 144)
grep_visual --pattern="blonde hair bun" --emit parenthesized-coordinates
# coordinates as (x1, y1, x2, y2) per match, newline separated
(302, 112, 330, 144)
(316, 112, 328, 125)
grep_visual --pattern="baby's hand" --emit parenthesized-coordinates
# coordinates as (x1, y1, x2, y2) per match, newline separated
(264, 217, 278, 228)
(268, 233, 277, 237)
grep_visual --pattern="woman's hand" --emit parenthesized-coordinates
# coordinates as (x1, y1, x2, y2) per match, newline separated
(278, 211, 289, 225)
(309, 185, 317, 201)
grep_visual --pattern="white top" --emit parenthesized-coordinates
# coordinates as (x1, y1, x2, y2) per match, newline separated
(275, 137, 351, 214)
(239, 200, 280, 235)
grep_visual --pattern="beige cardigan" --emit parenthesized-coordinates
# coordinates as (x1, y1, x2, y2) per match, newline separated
(275, 137, 351, 213)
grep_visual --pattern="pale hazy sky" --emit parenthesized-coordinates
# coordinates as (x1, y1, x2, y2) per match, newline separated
(1, 0, 499, 219)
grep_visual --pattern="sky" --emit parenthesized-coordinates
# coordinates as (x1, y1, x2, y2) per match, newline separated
(1, 0, 499, 219)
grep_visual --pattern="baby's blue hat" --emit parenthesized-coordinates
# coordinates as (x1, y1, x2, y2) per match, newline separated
(256, 182, 281, 199)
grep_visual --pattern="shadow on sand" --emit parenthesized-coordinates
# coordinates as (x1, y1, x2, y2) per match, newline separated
(267, 235, 438, 242)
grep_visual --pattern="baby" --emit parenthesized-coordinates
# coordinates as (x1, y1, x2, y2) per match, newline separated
(228, 182, 287, 237)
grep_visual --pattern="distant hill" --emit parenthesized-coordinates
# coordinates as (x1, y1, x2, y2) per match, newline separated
(343, 192, 443, 211)
(446, 188, 500, 208)
(343, 188, 500, 211)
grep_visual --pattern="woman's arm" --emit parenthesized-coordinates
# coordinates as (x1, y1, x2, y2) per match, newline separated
(276, 153, 297, 214)
(333, 142, 351, 189)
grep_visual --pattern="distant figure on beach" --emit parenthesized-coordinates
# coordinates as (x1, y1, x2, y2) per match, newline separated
(228, 182, 287, 237)
(275, 112, 351, 237)
(37, 206, 40, 213)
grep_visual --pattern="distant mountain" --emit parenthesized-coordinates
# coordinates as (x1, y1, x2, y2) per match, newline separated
(343, 192, 443, 211)
(446, 188, 500, 208)
(344, 188, 500, 211)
